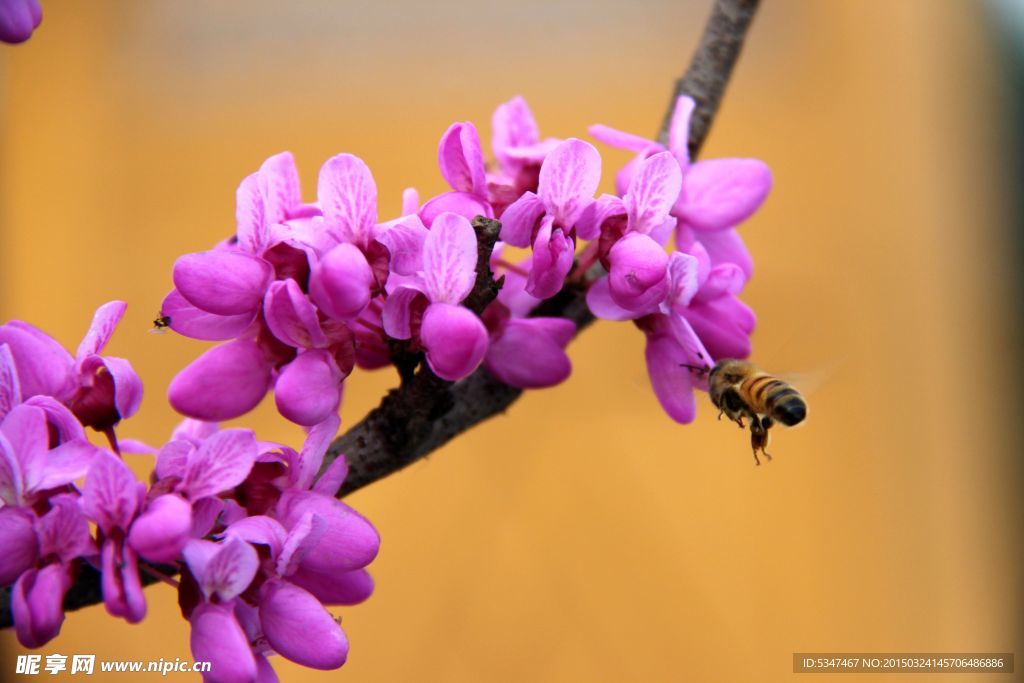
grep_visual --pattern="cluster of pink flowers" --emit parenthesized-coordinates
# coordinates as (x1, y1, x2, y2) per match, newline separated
(167, 95, 769, 427)
(0, 94, 769, 682)
(0, 307, 379, 682)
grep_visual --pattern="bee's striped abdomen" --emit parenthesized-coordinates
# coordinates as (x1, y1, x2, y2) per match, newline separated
(740, 373, 807, 427)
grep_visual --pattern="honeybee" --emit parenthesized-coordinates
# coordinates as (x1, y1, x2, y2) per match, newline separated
(685, 359, 807, 465)
(151, 315, 171, 334)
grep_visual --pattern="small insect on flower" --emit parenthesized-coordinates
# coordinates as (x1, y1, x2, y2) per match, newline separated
(150, 315, 171, 334)
(684, 359, 807, 466)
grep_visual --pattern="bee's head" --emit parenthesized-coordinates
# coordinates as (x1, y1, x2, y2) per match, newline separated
(711, 359, 754, 385)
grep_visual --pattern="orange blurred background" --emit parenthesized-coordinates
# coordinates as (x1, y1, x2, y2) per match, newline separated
(1, 0, 1021, 680)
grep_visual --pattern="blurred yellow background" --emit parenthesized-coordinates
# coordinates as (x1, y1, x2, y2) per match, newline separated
(1, 0, 1021, 681)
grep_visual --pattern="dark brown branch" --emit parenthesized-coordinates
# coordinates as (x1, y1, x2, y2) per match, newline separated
(657, 0, 761, 155)
(0, 0, 761, 631)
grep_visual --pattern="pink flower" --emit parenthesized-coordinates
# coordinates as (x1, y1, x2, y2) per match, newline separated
(498, 139, 602, 298)
(180, 421, 379, 681)
(418, 122, 494, 227)
(588, 247, 753, 423)
(488, 96, 560, 209)
(81, 452, 148, 624)
(382, 212, 489, 381)
(0, 0, 41, 44)
(579, 151, 683, 313)
(480, 267, 574, 389)
(590, 95, 771, 278)
(0, 301, 143, 439)
(0, 404, 100, 509)
(10, 495, 92, 648)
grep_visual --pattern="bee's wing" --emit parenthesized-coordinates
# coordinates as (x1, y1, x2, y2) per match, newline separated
(774, 363, 841, 398)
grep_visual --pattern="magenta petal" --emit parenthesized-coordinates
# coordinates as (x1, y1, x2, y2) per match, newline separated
(418, 191, 493, 227)
(644, 331, 698, 424)
(575, 193, 624, 242)
(677, 158, 772, 231)
(264, 280, 327, 349)
(0, 321, 74, 400)
(224, 516, 287, 559)
(497, 191, 545, 248)
(276, 513, 326, 577)
(277, 491, 380, 573)
(311, 454, 348, 498)
(37, 494, 92, 563)
(381, 286, 426, 340)
(23, 396, 85, 444)
(31, 438, 102, 493)
(259, 151, 302, 224)
(484, 318, 573, 389)
(76, 301, 126, 361)
(668, 95, 696, 167)
(625, 151, 683, 235)
(309, 243, 374, 321)
(155, 439, 191, 480)
(492, 96, 540, 168)
(401, 187, 420, 216)
(259, 579, 348, 670)
(665, 251, 700, 309)
(0, 507, 38, 586)
(161, 289, 256, 342)
(294, 414, 341, 490)
(236, 173, 268, 255)
(0, 432, 22, 506)
(0, 0, 42, 44)
(101, 541, 146, 623)
(255, 655, 279, 683)
(607, 233, 670, 312)
(693, 263, 746, 304)
(172, 418, 219, 444)
(0, 343, 22, 422)
(169, 340, 272, 421)
(186, 536, 259, 602)
(173, 250, 272, 316)
(585, 276, 639, 322)
(318, 154, 378, 249)
(82, 452, 144, 534)
(128, 494, 192, 564)
(537, 138, 601, 228)
(102, 356, 143, 421)
(438, 121, 487, 196)
(420, 303, 488, 381)
(374, 215, 428, 276)
(289, 566, 374, 607)
(588, 124, 655, 154)
(180, 428, 258, 500)
(695, 227, 754, 278)
(2, 403, 47, 479)
(13, 565, 69, 648)
(190, 603, 259, 683)
(274, 351, 343, 427)
(422, 212, 477, 305)
(683, 295, 756, 360)
(526, 219, 574, 300)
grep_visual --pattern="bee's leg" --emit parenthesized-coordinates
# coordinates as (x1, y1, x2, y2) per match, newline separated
(760, 416, 774, 461)
(750, 418, 770, 465)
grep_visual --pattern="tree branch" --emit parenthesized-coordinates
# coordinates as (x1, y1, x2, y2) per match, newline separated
(0, 0, 761, 631)
(657, 0, 761, 154)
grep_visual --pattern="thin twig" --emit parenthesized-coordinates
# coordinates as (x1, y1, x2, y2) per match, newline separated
(0, 0, 762, 631)
(657, 0, 761, 155)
